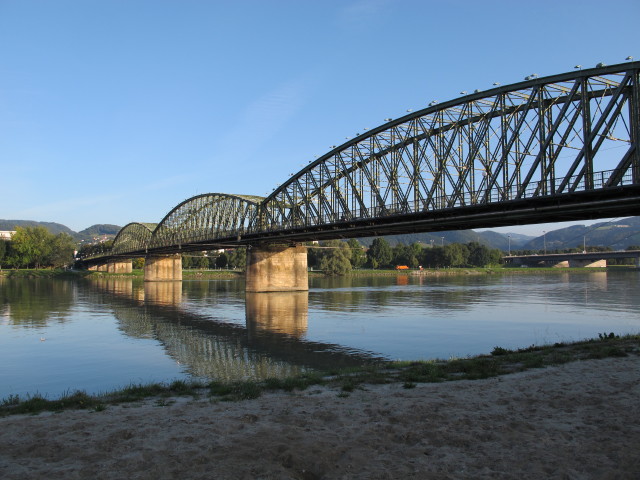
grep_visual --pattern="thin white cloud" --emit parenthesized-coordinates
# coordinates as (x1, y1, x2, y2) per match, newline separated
(210, 75, 312, 166)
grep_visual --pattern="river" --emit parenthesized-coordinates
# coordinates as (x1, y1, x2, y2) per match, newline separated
(1, 271, 638, 399)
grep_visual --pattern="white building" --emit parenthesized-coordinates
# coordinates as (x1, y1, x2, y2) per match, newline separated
(0, 231, 15, 240)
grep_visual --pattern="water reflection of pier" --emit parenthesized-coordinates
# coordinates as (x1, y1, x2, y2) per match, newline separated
(85, 278, 382, 382)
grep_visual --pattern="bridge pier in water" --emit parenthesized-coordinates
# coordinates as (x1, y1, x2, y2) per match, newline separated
(144, 254, 182, 282)
(107, 260, 132, 274)
(245, 245, 308, 292)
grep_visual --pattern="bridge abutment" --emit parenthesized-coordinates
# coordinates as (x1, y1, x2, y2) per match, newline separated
(245, 245, 308, 292)
(144, 254, 182, 281)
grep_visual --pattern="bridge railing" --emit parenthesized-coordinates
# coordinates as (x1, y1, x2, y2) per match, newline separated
(255, 168, 634, 232)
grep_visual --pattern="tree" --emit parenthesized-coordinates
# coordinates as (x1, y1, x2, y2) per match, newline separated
(408, 243, 424, 268)
(391, 242, 423, 268)
(392, 243, 410, 266)
(227, 247, 247, 269)
(215, 252, 228, 269)
(317, 240, 352, 275)
(0, 240, 6, 267)
(181, 254, 193, 269)
(467, 242, 494, 266)
(347, 238, 366, 268)
(420, 245, 446, 268)
(10, 226, 53, 268)
(46, 233, 76, 268)
(367, 238, 392, 268)
(443, 243, 469, 267)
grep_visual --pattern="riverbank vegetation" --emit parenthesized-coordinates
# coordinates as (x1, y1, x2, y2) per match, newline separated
(0, 226, 75, 269)
(2, 333, 638, 417)
(307, 238, 505, 275)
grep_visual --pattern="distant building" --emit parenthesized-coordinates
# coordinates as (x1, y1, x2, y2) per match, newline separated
(0, 231, 15, 240)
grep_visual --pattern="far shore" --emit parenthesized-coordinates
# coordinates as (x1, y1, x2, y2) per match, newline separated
(1, 265, 628, 280)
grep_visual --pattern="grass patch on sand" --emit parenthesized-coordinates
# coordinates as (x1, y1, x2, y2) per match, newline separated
(2, 334, 638, 417)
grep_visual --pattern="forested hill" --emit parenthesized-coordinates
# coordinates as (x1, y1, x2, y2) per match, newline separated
(523, 217, 640, 251)
(359, 217, 640, 251)
(0, 220, 121, 242)
(358, 230, 532, 250)
(0, 220, 75, 236)
(76, 224, 122, 241)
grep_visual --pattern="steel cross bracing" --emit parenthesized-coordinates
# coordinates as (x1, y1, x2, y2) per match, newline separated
(255, 62, 640, 241)
(87, 62, 640, 261)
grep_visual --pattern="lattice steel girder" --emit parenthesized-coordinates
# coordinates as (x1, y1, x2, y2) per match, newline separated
(257, 62, 639, 233)
(111, 222, 157, 254)
(148, 193, 264, 250)
(89, 62, 640, 264)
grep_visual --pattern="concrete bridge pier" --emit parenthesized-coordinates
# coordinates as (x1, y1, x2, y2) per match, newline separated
(89, 264, 108, 272)
(245, 244, 308, 292)
(144, 254, 182, 281)
(107, 260, 133, 274)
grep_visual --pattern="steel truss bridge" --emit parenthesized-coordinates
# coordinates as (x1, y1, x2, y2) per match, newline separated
(88, 62, 640, 262)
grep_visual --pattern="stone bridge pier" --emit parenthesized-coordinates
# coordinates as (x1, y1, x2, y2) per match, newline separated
(107, 260, 132, 274)
(144, 254, 182, 281)
(245, 244, 308, 292)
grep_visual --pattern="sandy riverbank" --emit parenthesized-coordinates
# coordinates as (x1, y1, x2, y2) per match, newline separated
(1, 355, 639, 479)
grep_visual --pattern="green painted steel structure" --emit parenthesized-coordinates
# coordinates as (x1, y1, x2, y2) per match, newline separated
(85, 61, 640, 262)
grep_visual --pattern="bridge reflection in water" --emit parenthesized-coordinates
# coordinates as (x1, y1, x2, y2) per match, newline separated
(246, 292, 308, 338)
(86, 278, 383, 383)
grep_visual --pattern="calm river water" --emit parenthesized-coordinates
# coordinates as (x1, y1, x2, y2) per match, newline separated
(1, 271, 638, 399)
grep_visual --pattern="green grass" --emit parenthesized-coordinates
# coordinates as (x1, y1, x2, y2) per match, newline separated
(0, 269, 93, 279)
(1, 334, 638, 417)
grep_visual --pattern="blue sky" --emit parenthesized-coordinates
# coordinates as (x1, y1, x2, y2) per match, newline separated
(1, 0, 638, 235)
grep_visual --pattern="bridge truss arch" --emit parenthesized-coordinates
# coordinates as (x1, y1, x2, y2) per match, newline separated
(255, 62, 640, 239)
(111, 222, 157, 255)
(148, 193, 265, 250)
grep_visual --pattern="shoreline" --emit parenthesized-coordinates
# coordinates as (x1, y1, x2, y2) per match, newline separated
(2, 355, 639, 479)
(1, 265, 628, 280)
(3, 335, 638, 415)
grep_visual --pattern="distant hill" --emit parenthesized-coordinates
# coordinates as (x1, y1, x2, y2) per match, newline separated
(0, 220, 122, 242)
(0, 220, 76, 236)
(523, 217, 640, 251)
(76, 224, 122, 242)
(357, 229, 531, 250)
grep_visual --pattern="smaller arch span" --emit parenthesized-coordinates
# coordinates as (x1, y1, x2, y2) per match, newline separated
(111, 222, 157, 255)
(148, 193, 265, 250)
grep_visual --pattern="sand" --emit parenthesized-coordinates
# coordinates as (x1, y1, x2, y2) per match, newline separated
(1, 356, 639, 479)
